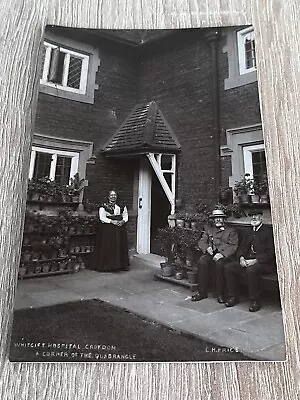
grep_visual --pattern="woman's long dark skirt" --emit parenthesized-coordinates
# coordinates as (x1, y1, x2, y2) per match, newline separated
(92, 223, 130, 272)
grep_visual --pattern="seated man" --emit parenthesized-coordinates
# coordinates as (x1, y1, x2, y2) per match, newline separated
(191, 209, 238, 303)
(224, 208, 276, 312)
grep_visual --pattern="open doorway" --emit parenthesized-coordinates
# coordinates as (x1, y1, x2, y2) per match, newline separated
(150, 169, 171, 254)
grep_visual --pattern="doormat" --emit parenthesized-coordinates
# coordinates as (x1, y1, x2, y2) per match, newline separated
(9, 299, 251, 362)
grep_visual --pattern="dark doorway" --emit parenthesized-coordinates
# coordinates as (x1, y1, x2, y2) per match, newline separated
(150, 170, 170, 254)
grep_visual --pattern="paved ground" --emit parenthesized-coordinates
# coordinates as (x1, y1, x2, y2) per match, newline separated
(13, 253, 286, 361)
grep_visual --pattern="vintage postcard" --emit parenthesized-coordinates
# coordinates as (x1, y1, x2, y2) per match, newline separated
(9, 26, 286, 362)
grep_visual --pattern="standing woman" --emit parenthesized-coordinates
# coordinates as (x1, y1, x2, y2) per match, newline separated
(92, 190, 130, 272)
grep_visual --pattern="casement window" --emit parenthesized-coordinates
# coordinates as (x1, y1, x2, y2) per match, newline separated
(29, 146, 79, 185)
(243, 143, 266, 183)
(223, 26, 258, 90)
(40, 41, 89, 94)
(237, 27, 257, 75)
(39, 31, 100, 104)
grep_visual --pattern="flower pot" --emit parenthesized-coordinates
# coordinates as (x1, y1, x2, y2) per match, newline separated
(239, 194, 250, 204)
(32, 252, 40, 261)
(35, 265, 42, 274)
(50, 263, 58, 272)
(160, 262, 174, 277)
(42, 264, 50, 273)
(260, 195, 269, 204)
(58, 261, 67, 271)
(175, 271, 184, 280)
(187, 271, 197, 284)
(250, 194, 260, 204)
(176, 219, 185, 228)
(19, 266, 27, 278)
(167, 215, 176, 228)
(73, 263, 80, 273)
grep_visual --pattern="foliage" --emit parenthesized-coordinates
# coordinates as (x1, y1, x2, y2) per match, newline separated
(233, 173, 253, 196)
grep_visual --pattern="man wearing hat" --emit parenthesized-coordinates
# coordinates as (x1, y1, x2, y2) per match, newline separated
(224, 208, 276, 312)
(191, 209, 239, 303)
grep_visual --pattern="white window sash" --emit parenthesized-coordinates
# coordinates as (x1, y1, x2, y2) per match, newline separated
(237, 27, 257, 75)
(40, 41, 89, 94)
(30, 146, 80, 183)
(243, 143, 265, 179)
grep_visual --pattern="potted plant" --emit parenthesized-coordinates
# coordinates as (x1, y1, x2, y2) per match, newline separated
(257, 176, 269, 203)
(175, 212, 185, 228)
(156, 227, 176, 276)
(187, 268, 198, 284)
(233, 173, 252, 203)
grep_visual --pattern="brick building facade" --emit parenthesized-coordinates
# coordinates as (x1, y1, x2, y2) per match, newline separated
(32, 26, 263, 252)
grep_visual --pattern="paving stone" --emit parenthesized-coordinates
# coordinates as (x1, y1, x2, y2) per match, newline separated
(207, 328, 280, 356)
(11, 262, 286, 361)
(251, 343, 286, 361)
(77, 286, 134, 302)
(232, 315, 285, 342)
(29, 289, 84, 306)
(175, 297, 226, 314)
(142, 288, 187, 304)
(13, 294, 44, 310)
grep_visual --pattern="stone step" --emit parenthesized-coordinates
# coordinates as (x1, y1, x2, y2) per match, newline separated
(132, 253, 165, 270)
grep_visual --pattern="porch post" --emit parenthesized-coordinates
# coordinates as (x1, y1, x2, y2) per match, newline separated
(136, 158, 152, 254)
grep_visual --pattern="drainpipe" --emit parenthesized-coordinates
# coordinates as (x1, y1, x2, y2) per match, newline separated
(205, 30, 221, 201)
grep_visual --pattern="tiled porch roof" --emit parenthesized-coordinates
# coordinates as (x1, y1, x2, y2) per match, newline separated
(102, 101, 181, 157)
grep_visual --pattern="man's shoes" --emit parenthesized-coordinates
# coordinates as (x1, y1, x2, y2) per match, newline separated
(191, 292, 208, 302)
(225, 296, 239, 307)
(249, 300, 261, 312)
(217, 295, 226, 304)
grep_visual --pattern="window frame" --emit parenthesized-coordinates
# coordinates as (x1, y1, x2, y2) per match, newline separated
(242, 143, 265, 180)
(237, 27, 257, 75)
(223, 26, 258, 90)
(41, 41, 89, 95)
(29, 146, 79, 183)
(39, 30, 100, 104)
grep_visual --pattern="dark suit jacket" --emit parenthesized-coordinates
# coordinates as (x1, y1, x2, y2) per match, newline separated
(198, 224, 238, 259)
(237, 224, 275, 265)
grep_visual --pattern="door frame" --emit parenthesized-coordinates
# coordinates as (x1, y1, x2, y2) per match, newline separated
(136, 153, 176, 254)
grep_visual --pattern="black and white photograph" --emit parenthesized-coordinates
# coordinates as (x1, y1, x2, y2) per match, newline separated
(9, 25, 286, 362)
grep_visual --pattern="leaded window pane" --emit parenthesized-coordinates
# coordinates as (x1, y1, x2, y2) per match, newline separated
(67, 56, 83, 89)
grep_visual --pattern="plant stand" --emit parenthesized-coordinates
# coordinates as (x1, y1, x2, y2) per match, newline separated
(154, 273, 198, 291)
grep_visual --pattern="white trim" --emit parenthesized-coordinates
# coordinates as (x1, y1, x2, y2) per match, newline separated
(146, 153, 176, 214)
(40, 41, 90, 95)
(39, 30, 100, 104)
(243, 143, 265, 178)
(29, 146, 80, 183)
(137, 159, 152, 254)
(237, 27, 256, 75)
(223, 27, 257, 90)
(220, 124, 263, 188)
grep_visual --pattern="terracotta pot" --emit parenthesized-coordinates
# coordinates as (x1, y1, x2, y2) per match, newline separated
(175, 271, 184, 280)
(239, 194, 250, 204)
(187, 271, 197, 284)
(176, 219, 185, 228)
(19, 266, 27, 278)
(250, 194, 260, 204)
(160, 262, 174, 277)
(260, 195, 269, 204)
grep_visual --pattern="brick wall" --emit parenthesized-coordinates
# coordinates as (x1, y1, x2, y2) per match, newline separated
(138, 30, 217, 209)
(218, 33, 261, 187)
